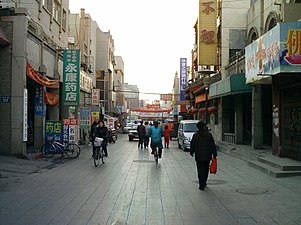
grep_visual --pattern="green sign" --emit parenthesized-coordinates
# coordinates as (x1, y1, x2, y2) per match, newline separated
(63, 49, 80, 106)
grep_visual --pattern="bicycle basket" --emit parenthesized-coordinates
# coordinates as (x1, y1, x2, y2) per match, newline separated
(94, 137, 103, 147)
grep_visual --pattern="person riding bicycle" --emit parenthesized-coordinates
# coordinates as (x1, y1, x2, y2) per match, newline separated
(93, 120, 109, 157)
(149, 121, 164, 158)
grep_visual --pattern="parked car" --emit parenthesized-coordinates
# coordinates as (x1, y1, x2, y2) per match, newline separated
(128, 124, 139, 141)
(177, 120, 199, 151)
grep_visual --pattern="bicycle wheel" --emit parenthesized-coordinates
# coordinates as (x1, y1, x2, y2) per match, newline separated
(94, 147, 100, 167)
(65, 143, 81, 158)
(41, 143, 56, 158)
(101, 148, 106, 164)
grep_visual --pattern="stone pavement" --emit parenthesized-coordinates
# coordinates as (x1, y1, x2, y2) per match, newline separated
(0, 134, 301, 225)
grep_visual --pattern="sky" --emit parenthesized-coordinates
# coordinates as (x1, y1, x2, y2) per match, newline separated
(69, 0, 198, 102)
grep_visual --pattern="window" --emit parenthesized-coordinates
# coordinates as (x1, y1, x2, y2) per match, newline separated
(53, 0, 61, 23)
(62, 9, 67, 29)
(42, 0, 52, 13)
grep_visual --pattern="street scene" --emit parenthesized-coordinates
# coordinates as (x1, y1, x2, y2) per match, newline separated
(1, 1, 301, 225)
(1, 134, 301, 225)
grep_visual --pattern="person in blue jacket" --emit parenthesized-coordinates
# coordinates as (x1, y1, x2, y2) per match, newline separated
(149, 121, 164, 158)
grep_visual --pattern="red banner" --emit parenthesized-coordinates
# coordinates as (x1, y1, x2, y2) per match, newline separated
(26, 63, 59, 89)
(44, 91, 59, 105)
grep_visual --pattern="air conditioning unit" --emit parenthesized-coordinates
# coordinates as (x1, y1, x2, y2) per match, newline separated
(0, 0, 15, 9)
(68, 36, 75, 44)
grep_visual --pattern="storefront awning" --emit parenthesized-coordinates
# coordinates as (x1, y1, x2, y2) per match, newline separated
(209, 73, 252, 98)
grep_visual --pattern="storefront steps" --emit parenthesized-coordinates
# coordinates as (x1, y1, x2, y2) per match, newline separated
(248, 157, 301, 178)
(216, 141, 301, 178)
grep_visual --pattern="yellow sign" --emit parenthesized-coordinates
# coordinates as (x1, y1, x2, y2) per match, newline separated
(198, 0, 218, 65)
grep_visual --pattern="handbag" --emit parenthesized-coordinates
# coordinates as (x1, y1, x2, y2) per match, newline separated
(210, 157, 217, 174)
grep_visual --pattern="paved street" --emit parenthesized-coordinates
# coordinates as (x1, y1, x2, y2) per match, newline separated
(0, 134, 301, 225)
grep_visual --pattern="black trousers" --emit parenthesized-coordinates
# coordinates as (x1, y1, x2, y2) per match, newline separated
(138, 135, 144, 148)
(196, 161, 210, 188)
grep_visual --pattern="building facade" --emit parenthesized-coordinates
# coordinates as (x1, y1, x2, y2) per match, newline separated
(0, 0, 69, 155)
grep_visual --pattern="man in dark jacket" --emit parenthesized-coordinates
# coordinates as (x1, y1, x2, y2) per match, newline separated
(137, 121, 146, 149)
(190, 121, 217, 190)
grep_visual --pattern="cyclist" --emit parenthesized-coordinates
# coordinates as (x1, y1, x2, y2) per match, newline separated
(149, 121, 164, 158)
(93, 120, 109, 157)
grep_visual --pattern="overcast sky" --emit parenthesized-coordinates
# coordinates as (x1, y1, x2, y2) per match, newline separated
(69, 0, 198, 102)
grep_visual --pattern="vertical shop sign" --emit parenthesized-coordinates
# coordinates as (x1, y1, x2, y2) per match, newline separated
(63, 49, 80, 106)
(45, 120, 62, 143)
(198, 0, 217, 65)
(62, 118, 79, 144)
(80, 108, 91, 129)
(92, 89, 100, 105)
(180, 58, 187, 101)
(34, 85, 45, 116)
(23, 89, 28, 142)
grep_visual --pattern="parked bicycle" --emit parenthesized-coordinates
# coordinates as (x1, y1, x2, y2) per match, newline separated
(93, 137, 106, 167)
(41, 137, 81, 158)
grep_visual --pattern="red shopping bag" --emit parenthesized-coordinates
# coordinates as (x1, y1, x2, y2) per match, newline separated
(210, 157, 217, 174)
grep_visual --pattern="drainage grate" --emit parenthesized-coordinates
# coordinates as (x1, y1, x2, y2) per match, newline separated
(236, 187, 269, 195)
(133, 159, 155, 163)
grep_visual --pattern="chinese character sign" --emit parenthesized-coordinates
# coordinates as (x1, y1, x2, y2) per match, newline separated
(63, 49, 80, 106)
(80, 108, 91, 129)
(180, 58, 187, 101)
(198, 0, 217, 65)
(92, 89, 100, 105)
(45, 120, 62, 143)
(62, 118, 79, 144)
(34, 85, 45, 116)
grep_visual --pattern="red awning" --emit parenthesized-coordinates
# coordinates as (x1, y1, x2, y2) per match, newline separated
(131, 108, 172, 113)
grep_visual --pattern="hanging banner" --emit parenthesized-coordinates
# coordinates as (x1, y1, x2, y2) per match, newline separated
(198, 0, 218, 65)
(34, 85, 45, 116)
(26, 63, 59, 89)
(63, 49, 80, 106)
(44, 91, 59, 105)
(180, 58, 187, 101)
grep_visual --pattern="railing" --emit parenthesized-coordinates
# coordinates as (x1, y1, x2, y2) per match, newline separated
(223, 133, 235, 143)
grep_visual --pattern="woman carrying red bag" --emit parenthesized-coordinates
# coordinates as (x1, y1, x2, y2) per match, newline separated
(190, 121, 217, 190)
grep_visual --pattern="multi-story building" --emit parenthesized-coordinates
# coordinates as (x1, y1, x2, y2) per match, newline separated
(95, 29, 116, 116)
(0, 0, 69, 155)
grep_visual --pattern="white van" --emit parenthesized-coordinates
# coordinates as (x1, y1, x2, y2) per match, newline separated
(177, 120, 199, 151)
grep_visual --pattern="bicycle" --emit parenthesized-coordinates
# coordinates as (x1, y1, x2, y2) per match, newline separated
(41, 137, 81, 159)
(93, 137, 106, 167)
(153, 146, 159, 164)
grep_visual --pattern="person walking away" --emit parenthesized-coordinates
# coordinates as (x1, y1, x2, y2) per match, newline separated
(163, 125, 170, 148)
(190, 121, 217, 190)
(137, 121, 146, 149)
(144, 121, 150, 148)
(149, 121, 164, 158)
(93, 120, 109, 157)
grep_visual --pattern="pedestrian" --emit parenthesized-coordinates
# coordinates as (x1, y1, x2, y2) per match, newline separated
(190, 120, 217, 190)
(163, 125, 170, 148)
(137, 121, 146, 149)
(144, 121, 150, 148)
(93, 120, 109, 157)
